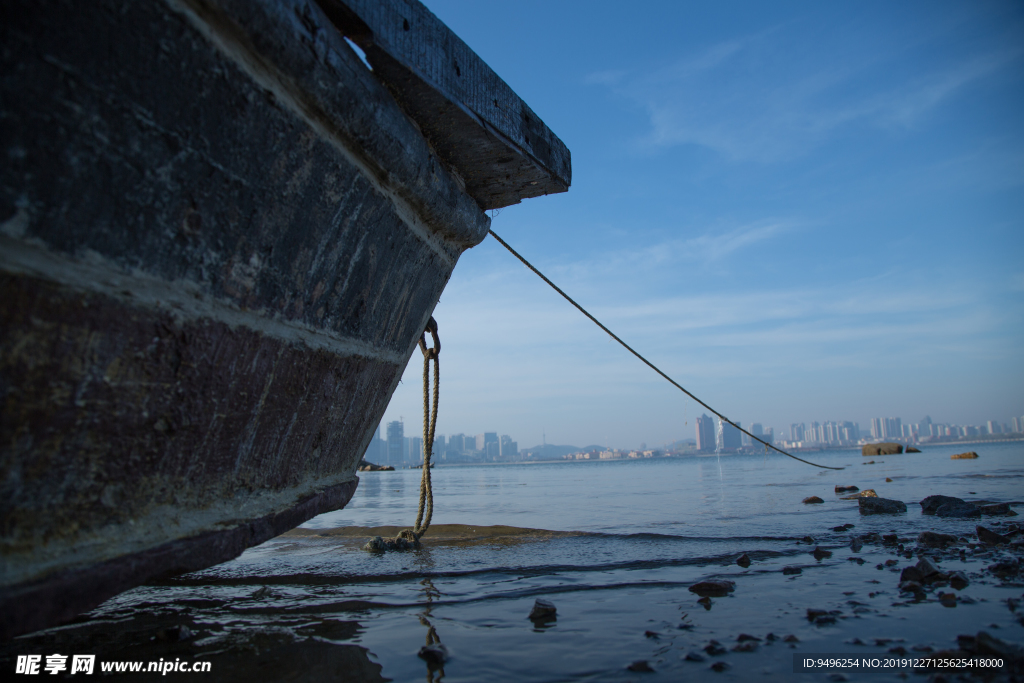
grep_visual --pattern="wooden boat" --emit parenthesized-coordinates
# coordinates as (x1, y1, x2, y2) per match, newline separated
(0, 0, 569, 639)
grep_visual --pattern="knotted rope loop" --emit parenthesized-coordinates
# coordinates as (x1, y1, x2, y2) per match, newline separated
(419, 317, 440, 360)
(412, 317, 440, 540)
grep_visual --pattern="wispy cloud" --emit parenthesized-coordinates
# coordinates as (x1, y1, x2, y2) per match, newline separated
(588, 28, 1021, 162)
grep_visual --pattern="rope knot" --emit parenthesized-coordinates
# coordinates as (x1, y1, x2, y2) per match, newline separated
(419, 317, 440, 360)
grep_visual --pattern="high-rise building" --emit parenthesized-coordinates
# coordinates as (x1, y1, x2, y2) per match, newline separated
(433, 434, 445, 458)
(449, 433, 465, 453)
(763, 427, 774, 445)
(721, 421, 742, 450)
(987, 420, 1001, 435)
(410, 437, 422, 463)
(1014, 417, 1022, 434)
(386, 420, 404, 465)
(696, 414, 715, 452)
(870, 418, 883, 440)
(790, 423, 805, 442)
(499, 435, 518, 457)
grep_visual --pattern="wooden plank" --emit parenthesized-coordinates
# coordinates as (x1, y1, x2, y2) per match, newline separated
(318, 0, 571, 209)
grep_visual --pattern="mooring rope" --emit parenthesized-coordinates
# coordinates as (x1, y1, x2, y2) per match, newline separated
(413, 317, 440, 539)
(364, 317, 441, 552)
(489, 228, 843, 471)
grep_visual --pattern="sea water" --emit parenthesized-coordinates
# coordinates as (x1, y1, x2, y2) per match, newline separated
(8, 442, 1023, 681)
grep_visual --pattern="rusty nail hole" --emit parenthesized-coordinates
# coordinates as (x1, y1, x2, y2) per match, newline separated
(403, 19, 410, 31)
(454, 61, 461, 77)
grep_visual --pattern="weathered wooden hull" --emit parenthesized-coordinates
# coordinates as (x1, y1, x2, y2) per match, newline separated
(0, 0, 568, 638)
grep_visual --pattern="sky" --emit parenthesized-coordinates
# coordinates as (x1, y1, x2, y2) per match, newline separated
(379, 0, 1024, 450)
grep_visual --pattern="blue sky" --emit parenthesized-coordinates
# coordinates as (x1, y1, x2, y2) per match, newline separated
(380, 0, 1024, 449)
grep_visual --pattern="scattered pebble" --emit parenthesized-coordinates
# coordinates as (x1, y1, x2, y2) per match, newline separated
(835, 485, 859, 493)
(886, 477, 893, 482)
(783, 635, 799, 643)
(683, 651, 705, 662)
(697, 596, 713, 610)
(918, 531, 958, 548)
(710, 661, 730, 672)
(859, 497, 907, 515)
(704, 640, 727, 656)
(626, 660, 654, 673)
(417, 643, 449, 666)
(644, 630, 659, 638)
(782, 566, 802, 575)
(949, 571, 969, 590)
(803, 496, 824, 504)
(813, 547, 833, 560)
(850, 538, 863, 552)
(736, 553, 751, 568)
(737, 633, 761, 642)
(528, 599, 557, 623)
(732, 641, 758, 652)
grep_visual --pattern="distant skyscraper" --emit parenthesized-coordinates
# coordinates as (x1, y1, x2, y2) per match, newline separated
(696, 414, 715, 452)
(790, 423, 805, 442)
(870, 418, 882, 440)
(386, 420, 404, 465)
(987, 420, 1001, 435)
(410, 437, 422, 463)
(721, 420, 742, 450)
(449, 433, 465, 453)
(763, 427, 774, 445)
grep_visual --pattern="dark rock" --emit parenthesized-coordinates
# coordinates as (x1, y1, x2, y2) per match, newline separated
(828, 674, 849, 682)
(936, 501, 980, 518)
(899, 580, 924, 595)
(835, 485, 859, 493)
(529, 599, 557, 622)
(812, 547, 832, 560)
(417, 643, 449, 666)
(906, 447, 921, 453)
(843, 523, 855, 529)
(980, 503, 1016, 516)
(156, 625, 192, 642)
(950, 451, 979, 459)
(704, 640, 727, 656)
(733, 641, 758, 652)
(859, 497, 907, 515)
(885, 477, 893, 482)
(766, 633, 778, 641)
(939, 592, 958, 607)
(900, 566, 924, 583)
(850, 538, 863, 552)
(863, 443, 903, 455)
(251, 586, 271, 600)
(917, 557, 941, 577)
(977, 526, 1011, 544)
(832, 526, 848, 532)
(737, 633, 761, 642)
(988, 560, 1020, 579)
(689, 580, 735, 597)
(976, 631, 1024, 660)
(363, 534, 419, 552)
(921, 495, 964, 514)
(801, 536, 816, 543)
(697, 596, 713, 610)
(710, 661, 730, 672)
(783, 634, 799, 643)
(684, 651, 705, 662)
(358, 460, 395, 472)
(644, 630, 659, 638)
(949, 571, 969, 590)
(881, 533, 898, 545)
(626, 660, 654, 673)
(918, 531, 958, 548)
(803, 496, 824, 504)
(736, 553, 751, 568)
(782, 566, 802, 575)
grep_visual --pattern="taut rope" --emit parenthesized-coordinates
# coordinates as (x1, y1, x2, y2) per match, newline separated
(488, 228, 843, 471)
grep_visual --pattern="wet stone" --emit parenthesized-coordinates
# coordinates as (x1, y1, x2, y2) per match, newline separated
(918, 531, 958, 548)
(980, 503, 1016, 516)
(803, 496, 824, 504)
(813, 547, 833, 560)
(921, 495, 965, 515)
(736, 553, 751, 568)
(850, 538, 863, 552)
(737, 633, 761, 642)
(417, 643, 449, 666)
(710, 661, 730, 672)
(835, 485, 859, 493)
(626, 660, 654, 673)
(949, 571, 969, 590)
(936, 501, 980, 518)
(689, 580, 735, 597)
(783, 635, 799, 643)
(782, 566, 802, 575)
(977, 525, 1011, 545)
(732, 641, 758, 652)
(697, 596, 713, 610)
(900, 566, 924, 583)
(684, 651, 705, 662)
(859, 497, 907, 515)
(704, 640, 727, 656)
(528, 599, 557, 623)
(917, 556, 941, 578)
